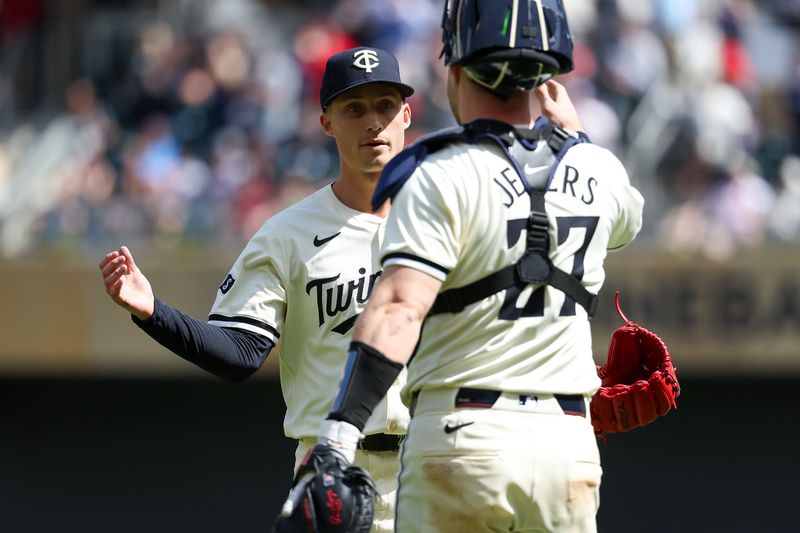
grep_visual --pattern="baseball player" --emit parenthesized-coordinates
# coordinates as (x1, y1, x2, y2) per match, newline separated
(291, 1, 645, 532)
(100, 47, 414, 533)
(100, 44, 589, 532)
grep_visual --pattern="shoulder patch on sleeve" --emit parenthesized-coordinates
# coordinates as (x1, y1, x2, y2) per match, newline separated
(219, 273, 236, 294)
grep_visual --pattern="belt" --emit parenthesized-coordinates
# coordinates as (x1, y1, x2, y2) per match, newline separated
(358, 433, 404, 452)
(412, 387, 588, 418)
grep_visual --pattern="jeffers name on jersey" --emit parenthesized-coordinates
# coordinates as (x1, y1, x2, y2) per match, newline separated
(493, 163, 597, 209)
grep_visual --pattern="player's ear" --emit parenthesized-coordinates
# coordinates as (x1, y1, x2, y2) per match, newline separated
(402, 101, 411, 130)
(320, 112, 335, 137)
(449, 64, 461, 85)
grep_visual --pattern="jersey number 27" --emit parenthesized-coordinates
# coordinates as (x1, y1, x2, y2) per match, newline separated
(499, 216, 598, 320)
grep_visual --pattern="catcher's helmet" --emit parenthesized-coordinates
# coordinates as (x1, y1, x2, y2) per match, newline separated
(441, 0, 574, 95)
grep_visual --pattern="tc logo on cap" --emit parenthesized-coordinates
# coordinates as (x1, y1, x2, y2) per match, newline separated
(353, 49, 380, 73)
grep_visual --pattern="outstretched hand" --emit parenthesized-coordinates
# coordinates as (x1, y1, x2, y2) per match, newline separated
(99, 245, 155, 321)
(535, 80, 585, 133)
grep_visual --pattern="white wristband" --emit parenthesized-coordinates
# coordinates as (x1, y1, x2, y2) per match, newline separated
(318, 419, 362, 463)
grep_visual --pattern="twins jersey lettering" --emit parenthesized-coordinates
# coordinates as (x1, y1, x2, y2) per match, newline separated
(381, 141, 644, 405)
(209, 185, 409, 439)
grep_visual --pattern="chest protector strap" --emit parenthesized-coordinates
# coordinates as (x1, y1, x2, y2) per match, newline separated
(372, 118, 598, 319)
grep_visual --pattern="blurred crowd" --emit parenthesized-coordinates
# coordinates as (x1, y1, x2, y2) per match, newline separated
(0, 0, 799, 261)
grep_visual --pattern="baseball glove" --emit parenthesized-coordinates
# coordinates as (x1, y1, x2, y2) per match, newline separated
(590, 292, 680, 437)
(272, 444, 376, 533)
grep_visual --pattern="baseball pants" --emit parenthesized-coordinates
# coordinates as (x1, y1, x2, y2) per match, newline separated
(395, 388, 602, 533)
(295, 438, 400, 533)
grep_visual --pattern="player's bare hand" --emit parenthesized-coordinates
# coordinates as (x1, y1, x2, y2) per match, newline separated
(99, 245, 155, 321)
(535, 80, 584, 133)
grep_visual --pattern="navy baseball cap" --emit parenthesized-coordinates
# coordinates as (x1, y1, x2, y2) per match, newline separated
(320, 47, 415, 110)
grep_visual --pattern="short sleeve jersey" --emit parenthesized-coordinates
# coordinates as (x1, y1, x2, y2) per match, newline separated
(381, 139, 644, 405)
(209, 185, 409, 439)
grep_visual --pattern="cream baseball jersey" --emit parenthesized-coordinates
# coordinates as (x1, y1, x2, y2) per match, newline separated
(209, 184, 409, 439)
(382, 140, 644, 404)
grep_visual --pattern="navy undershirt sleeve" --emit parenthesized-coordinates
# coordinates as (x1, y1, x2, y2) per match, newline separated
(131, 297, 273, 383)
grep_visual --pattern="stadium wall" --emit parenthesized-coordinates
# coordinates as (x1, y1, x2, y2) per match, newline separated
(1, 246, 798, 377)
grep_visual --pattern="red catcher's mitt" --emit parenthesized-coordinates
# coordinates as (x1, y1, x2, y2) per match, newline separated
(590, 292, 680, 437)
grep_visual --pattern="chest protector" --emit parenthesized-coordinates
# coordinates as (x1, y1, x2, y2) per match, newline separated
(372, 117, 598, 318)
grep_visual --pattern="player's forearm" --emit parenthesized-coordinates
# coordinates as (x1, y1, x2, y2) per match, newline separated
(325, 266, 439, 432)
(325, 340, 404, 433)
(133, 298, 273, 382)
(352, 265, 439, 364)
(351, 300, 421, 366)
(324, 273, 413, 431)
